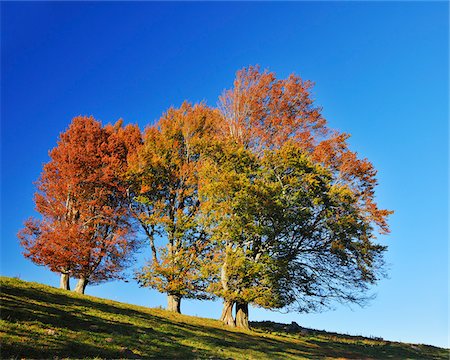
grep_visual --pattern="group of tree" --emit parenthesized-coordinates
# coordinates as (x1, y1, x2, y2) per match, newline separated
(19, 66, 392, 329)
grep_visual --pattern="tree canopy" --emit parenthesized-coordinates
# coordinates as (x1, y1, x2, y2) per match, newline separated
(19, 66, 391, 326)
(19, 116, 141, 293)
(131, 103, 221, 312)
(198, 66, 392, 328)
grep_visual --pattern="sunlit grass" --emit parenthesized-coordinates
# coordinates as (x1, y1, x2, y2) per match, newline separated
(1, 276, 448, 359)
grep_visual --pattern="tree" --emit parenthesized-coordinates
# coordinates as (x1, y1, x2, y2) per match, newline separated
(18, 116, 140, 293)
(201, 66, 392, 328)
(201, 141, 389, 329)
(261, 144, 388, 312)
(219, 66, 391, 233)
(132, 103, 220, 313)
(199, 141, 284, 327)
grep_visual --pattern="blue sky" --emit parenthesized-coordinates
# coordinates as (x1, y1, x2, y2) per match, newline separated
(1, 1, 448, 348)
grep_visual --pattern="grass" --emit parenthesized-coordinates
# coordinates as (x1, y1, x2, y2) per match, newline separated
(0, 277, 448, 359)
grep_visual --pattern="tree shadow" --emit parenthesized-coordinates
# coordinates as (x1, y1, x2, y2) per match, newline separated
(1, 280, 449, 360)
(1, 282, 207, 359)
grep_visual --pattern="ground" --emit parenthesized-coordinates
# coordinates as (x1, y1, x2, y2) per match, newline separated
(0, 277, 448, 359)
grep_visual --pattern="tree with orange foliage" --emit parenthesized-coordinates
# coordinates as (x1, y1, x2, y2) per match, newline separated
(132, 103, 220, 313)
(201, 66, 392, 328)
(219, 66, 390, 233)
(18, 116, 141, 294)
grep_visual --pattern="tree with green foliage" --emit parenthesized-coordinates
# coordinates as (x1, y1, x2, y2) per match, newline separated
(199, 66, 392, 328)
(199, 142, 275, 327)
(200, 141, 389, 329)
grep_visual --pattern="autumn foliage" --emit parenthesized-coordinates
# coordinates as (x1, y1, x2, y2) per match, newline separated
(131, 103, 220, 311)
(200, 66, 392, 327)
(19, 66, 391, 326)
(19, 116, 141, 293)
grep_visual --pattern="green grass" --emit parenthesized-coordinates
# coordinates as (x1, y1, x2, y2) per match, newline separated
(0, 277, 448, 359)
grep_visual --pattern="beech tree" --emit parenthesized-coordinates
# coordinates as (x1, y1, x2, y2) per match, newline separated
(200, 66, 392, 328)
(18, 116, 140, 293)
(199, 142, 284, 327)
(132, 103, 220, 313)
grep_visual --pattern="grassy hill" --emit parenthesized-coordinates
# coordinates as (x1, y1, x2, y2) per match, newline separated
(0, 277, 447, 359)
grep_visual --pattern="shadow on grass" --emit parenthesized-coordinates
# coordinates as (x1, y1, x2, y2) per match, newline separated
(1, 283, 200, 359)
(1, 279, 449, 360)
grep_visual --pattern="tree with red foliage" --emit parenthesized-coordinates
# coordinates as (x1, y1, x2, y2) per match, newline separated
(18, 116, 141, 293)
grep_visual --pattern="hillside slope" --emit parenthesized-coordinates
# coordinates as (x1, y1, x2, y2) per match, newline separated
(0, 277, 447, 359)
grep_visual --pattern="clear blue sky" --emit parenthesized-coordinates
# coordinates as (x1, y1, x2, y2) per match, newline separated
(1, 1, 448, 348)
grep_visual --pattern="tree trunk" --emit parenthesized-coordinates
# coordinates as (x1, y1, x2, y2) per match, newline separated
(219, 244, 235, 327)
(59, 272, 70, 290)
(220, 299, 235, 327)
(74, 277, 88, 294)
(167, 294, 181, 313)
(235, 301, 249, 329)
